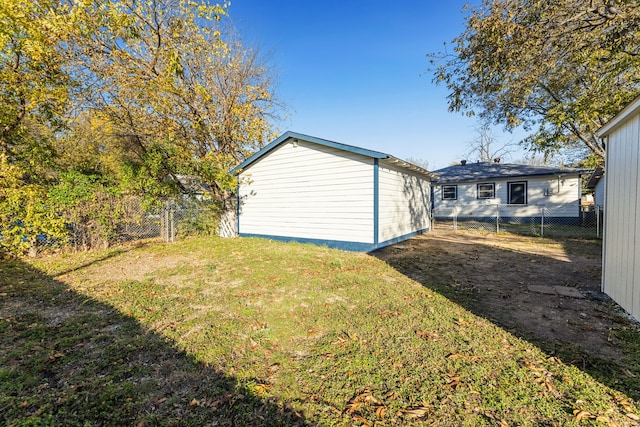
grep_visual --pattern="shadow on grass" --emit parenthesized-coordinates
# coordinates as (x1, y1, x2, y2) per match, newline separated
(373, 231, 640, 402)
(0, 257, 309, 426)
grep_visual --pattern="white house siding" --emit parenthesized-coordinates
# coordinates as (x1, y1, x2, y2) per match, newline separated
(238, 139, 375, 244)
(434, 175, 580, 218)
(378, 162, 431, 243)
(601, 110, 640, 321)
(595, 177, 606, 208)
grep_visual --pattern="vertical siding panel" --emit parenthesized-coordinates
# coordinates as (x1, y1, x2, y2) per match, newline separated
(603, 112, 640, 320)
(604, 125, 623, 304)
(631, 115, 640, 319)
(623, 119, 636, 313)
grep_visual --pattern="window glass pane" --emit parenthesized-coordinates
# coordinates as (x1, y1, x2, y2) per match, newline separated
(442, 185, 457, 200)
(509, 182, 527, 204)
(478, 183, 494, 199)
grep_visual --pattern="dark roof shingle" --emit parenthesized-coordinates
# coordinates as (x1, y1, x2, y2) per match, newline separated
(432, 162, 583, 183)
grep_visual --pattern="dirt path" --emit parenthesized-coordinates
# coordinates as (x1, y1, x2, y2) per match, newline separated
(374, 229, 640, 398)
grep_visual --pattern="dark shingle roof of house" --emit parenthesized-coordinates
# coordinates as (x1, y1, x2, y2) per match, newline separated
(432, 162, 584, 183)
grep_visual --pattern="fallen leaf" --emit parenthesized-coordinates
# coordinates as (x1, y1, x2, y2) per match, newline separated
(351, 415, 370, 426)
(253, 383, 271, 395)
(445, 370, 462, 390)
(416, 330, 441, 341)
(455, 318, 471, 327)
(385, 391, 399, 400)
(189, 398, 200, 407)
(627, 413, 640, 421)
(400, 407, 431, 419)
(573, 409, 594, 421)
(447, 352, 480, 362)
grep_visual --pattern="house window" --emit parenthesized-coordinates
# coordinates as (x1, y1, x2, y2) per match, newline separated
(442, 185, 457, 200)
(508, 181, 527, 204)
(477, 183, 495, 199)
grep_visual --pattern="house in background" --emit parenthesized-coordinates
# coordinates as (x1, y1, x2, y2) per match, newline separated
(597, 95, 640, 322)
(232, 131, 434, 252)
(585, 166, 606, 209)
(431, 161, 584, 221)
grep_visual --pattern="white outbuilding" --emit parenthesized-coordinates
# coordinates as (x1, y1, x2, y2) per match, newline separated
(598, 95, 640, 321)
(232, 131, 434, 251)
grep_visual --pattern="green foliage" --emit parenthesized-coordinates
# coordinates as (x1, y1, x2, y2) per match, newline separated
(70, 0, 278, 197)
(0, 0, 71, 155)
(49, 170, 124, 251)
(430, 0, 640, 161)
(0, 0, 280, 255)
(0, 156, 68, 256)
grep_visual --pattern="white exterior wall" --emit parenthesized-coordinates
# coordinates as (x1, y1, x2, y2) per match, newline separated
(602, 110, 640, 321)
(238, 140, 375, 244)
(434, 175, 580, 217)
(378, 162, 431, 243)
(595, 177, 606, 208)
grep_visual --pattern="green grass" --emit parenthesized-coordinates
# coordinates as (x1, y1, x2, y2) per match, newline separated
(1, 236, 638, 426)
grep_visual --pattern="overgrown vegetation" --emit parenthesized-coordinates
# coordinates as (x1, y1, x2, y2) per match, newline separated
(1, 236, 638, 425)
(0, 0, 278, 256)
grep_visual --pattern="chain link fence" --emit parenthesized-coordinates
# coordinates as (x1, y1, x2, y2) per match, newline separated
(434, 204, 603, 239)
(28, 196, 237, 255)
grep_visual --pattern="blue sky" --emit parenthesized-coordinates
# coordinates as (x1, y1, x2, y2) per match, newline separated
(227, 1, 528, 170)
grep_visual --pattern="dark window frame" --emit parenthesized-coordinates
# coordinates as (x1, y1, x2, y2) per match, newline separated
(508, 181, 528, 204)
(441, 185, 457, 200)
(477, 183, 495, 199)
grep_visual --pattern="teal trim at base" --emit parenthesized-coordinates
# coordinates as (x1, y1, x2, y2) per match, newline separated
(239, 228, 430, 252)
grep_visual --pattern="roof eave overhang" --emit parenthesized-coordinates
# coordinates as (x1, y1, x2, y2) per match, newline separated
(231, 131, 389, 175)
(597, 95, 640, 138)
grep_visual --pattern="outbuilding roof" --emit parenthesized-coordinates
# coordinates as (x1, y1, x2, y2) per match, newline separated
(232, 131, 435, 178)
(432, 162, 583, 184)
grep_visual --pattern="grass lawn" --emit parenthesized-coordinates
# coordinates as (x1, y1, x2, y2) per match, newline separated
(1, 236, 639, 426)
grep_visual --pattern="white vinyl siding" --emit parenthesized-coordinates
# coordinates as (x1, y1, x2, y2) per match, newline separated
(434, 175, 580, 217)
(595, 177, 605, 207)
(602, 109, 640, 321)
(378, 162, 431, 243)
(239, 140, 374, 243)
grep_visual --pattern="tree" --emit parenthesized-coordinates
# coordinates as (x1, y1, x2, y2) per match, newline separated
(70, 0, 279, 199)
(465, 122, 516, 163)
(0, 0, 71, 161)
(430, 0, 640, 163)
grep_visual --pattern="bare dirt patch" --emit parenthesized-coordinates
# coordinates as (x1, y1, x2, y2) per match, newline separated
(374, 229, 640, 398)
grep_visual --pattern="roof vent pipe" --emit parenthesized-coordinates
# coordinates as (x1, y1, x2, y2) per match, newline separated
(461, 160, 467, 165)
